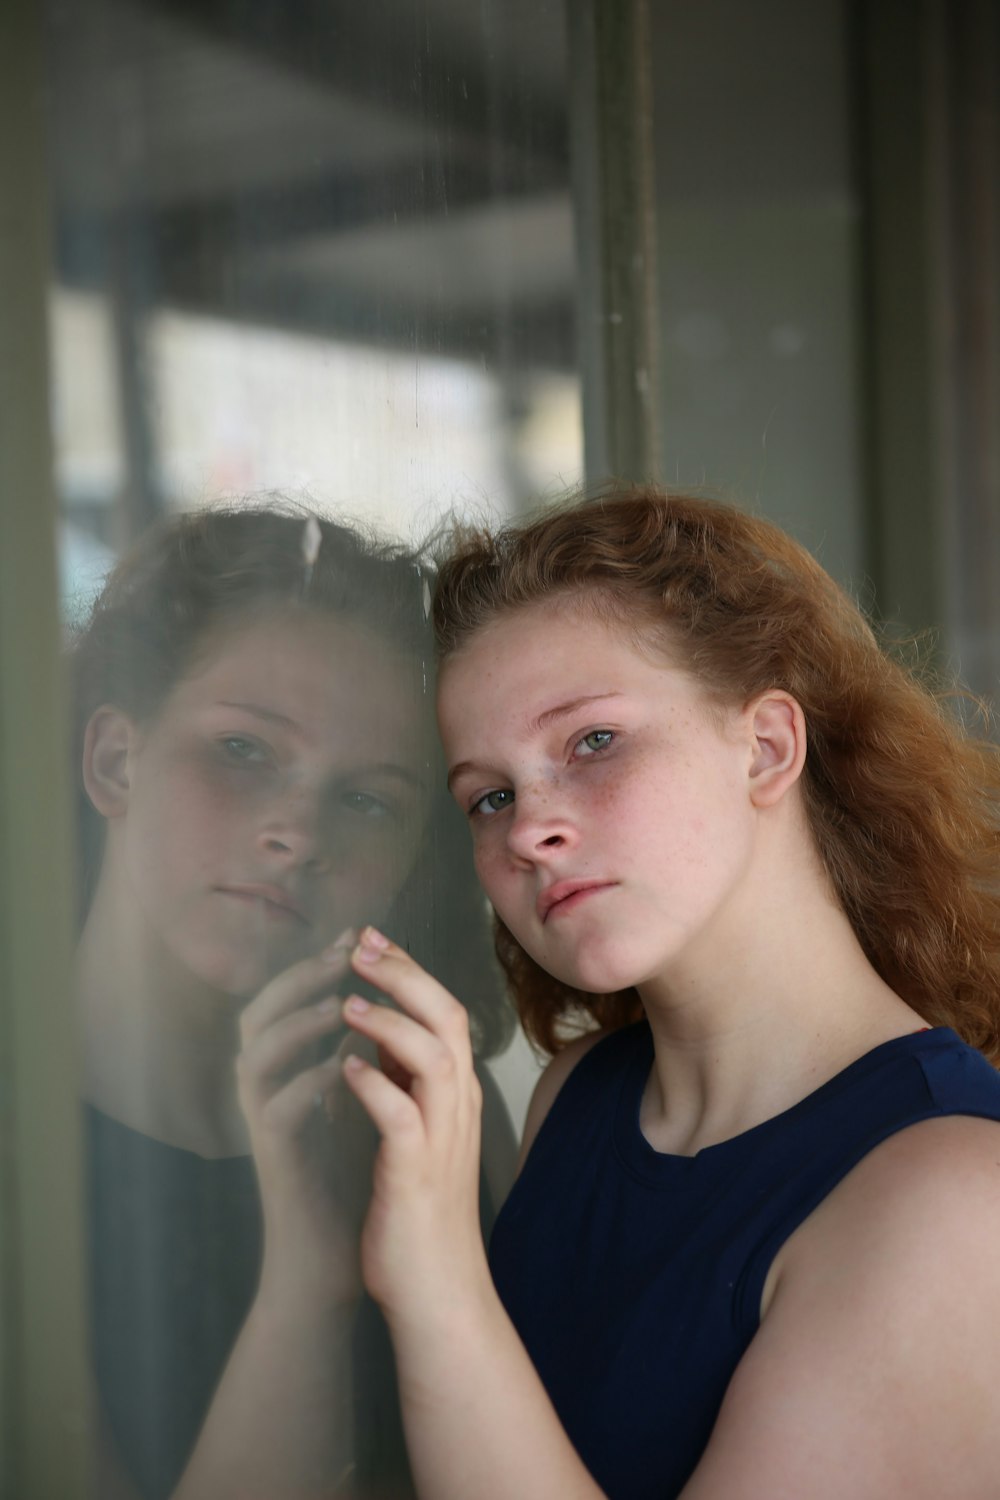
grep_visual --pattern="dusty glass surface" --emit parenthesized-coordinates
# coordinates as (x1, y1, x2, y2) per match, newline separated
(44, 2, 574, 1494)
(12, 0, 899, 1492)
(651, 0, 865, 586)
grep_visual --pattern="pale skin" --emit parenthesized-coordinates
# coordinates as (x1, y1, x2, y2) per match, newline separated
(339, 597, 1000, 1500)
(78, 610, 433, 1499)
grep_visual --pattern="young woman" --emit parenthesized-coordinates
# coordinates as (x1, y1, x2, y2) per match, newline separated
(334, 487, 1000, 1500)
(72, 505, 515, 1499)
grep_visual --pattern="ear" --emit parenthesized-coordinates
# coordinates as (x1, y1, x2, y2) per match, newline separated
(82, 706, 136, 819)
(746, 691, 806, 809)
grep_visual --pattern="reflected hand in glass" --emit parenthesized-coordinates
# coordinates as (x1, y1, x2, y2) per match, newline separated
(72, 507, 513, 1500)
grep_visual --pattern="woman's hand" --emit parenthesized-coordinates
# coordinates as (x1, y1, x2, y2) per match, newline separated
(335, 928, 605, 1500)
(338, 927, 494, 1331)
(235, 930, 374, 1313)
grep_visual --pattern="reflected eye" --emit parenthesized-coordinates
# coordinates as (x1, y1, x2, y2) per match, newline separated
(219, 734, 271, 765)
(471, 788, 514, 818)
(340, 790, 394, 821)
(576, 729, 614, 755)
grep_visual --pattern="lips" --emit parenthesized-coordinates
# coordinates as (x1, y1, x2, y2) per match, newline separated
(218, 884, 309, 924)
(537, 879, 615, 923)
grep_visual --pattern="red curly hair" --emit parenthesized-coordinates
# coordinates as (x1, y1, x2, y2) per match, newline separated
(432, 486, 1000, 1061)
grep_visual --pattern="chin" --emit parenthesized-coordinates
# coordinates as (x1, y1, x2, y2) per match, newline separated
(537, 945, 642, 999)
(180, 942, 289, 1001)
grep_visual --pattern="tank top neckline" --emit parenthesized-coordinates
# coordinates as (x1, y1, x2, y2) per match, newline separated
(84, 1101, 255, 1169)
(611, 1023, 958, 1184)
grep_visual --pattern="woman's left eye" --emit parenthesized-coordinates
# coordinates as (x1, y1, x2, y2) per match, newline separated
(575, 729, 615, 756)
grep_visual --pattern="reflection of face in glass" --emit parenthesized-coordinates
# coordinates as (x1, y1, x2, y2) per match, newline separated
(88, 610, 431, 999)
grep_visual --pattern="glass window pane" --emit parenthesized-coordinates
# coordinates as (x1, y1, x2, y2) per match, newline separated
(653, 0, 864, 587)
(42, 2, 575, 1493)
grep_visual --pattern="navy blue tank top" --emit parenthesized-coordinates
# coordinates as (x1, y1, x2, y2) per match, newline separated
(489, 1024, 1000, 1500)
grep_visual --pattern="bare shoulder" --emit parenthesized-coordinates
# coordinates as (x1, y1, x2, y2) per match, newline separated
(683, 1116, 1000, 1498)
(765, 1112, 1000, 1316)
(516, 1030, 608, 1173)
(791, 1113, 1000, 1266)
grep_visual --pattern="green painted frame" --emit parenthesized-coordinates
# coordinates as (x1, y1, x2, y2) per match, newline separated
(0, 3, 91, 1495)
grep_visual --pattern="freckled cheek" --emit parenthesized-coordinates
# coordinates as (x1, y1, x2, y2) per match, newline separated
(472, 839, 511, 905)
(472, 840, 495, 884)
(586, 772, 654, 838)
(599, 776, 706, 874)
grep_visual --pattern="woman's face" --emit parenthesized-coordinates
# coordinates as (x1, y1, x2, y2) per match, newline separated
(99, 610, 432, 997)
(438, 599, 762, 1001)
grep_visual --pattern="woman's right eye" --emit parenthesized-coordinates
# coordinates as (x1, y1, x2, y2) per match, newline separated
(470, 788, 515, 818)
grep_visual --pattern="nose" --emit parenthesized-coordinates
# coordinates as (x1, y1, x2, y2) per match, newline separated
(256, 786, 330, 873)
(504, 786, 579, 865)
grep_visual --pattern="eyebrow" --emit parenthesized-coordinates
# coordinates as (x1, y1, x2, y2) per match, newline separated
(218, 700, 298, 730)
(528, 691, 623, 733)
(446, 691, 623, 792)
(219, 702, 427, 789)
(353, 762, 428, 791)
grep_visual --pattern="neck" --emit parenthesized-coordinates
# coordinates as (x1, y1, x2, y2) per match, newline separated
(636, 825, 925, 1157)
(76, 875, 248, 1157)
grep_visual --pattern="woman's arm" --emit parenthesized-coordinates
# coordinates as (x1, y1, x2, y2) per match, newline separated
(678, 1113, 1000, 1500)
(171, 943, 368, 1500)
(171, 1299, 357, 1500)
(341, 933, 1000, 1500)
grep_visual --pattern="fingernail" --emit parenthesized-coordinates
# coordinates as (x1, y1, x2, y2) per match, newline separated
(322, 928, 355, 963)
(345, 996, 369, 1016)
(343, 1054, 365, 1074)
(355, 929, 388, 964)
(316, 997, 339, 1014)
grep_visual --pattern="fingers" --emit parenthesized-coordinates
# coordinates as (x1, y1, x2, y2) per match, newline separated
(239, 928, 355, 1047)
(236, 998, 346, 1107)
(341, 1053, 424, 1145)
(337, 933, 486, 1319)
(375, 1040, 414, 1094)
(341, 929, 481, 1141)
(342, 995, 457, 1134)
(236, 930, 358, 1134)
(350, 927, 472, 1043)
(254, 1050, 344, 1136)
(343, 995, 458, 1089)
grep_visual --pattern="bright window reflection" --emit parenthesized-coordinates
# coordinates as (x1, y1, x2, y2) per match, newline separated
(147, 310, 582, 536)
